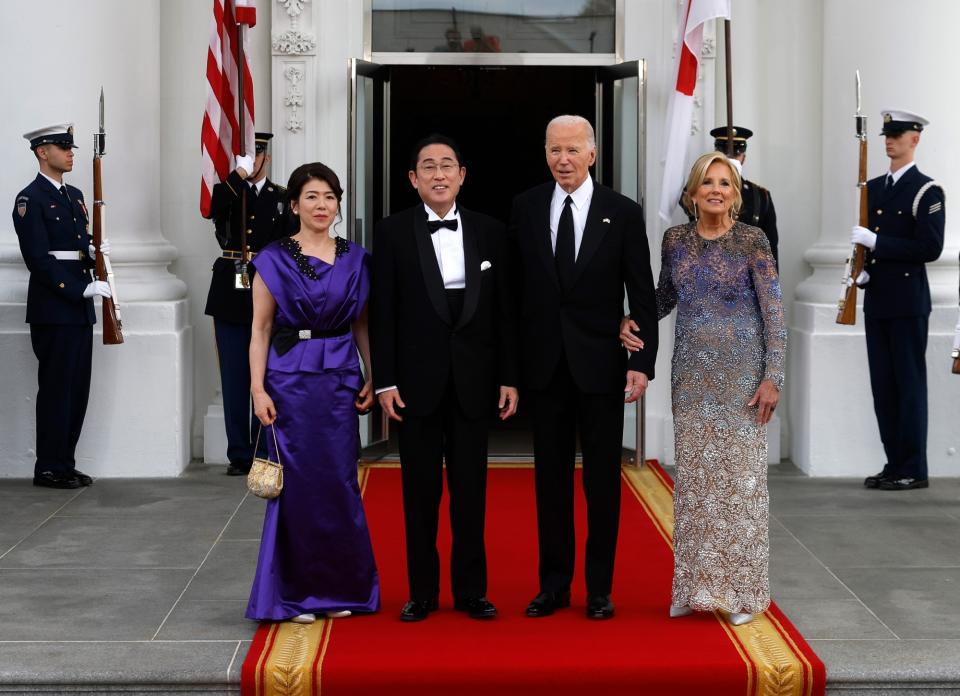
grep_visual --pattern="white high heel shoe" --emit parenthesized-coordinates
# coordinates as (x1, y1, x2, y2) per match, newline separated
(729, 612, 754, 626)
(669, 605, 694, 618)
(325, 610, 352, 619)
(290, 613, 316, 624)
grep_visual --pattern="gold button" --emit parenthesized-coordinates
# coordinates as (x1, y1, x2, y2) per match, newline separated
(871, 259, 876, 265)
(250, 215, 255, 220)
(55, 217, 60, 221)
(58, 282, 65, 288)
(904, 272, 910, 277)
(77, 235, 81, 239)
(247, 229, 253, 235)
(874, 227, 880, 232)
(897, 210, 902, 215)
(877, 209, 883, 215)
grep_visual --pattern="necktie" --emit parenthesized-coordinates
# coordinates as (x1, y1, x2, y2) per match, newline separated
(556, 195, 575, 290)
(59, 185, 69, 202)
(427, 218, 458, 233)
(249, 183, 258, 199)
(884, 174, 893, 193)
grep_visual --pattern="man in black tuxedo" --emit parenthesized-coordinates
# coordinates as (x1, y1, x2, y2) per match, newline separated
(510, 115, 658, 620)
(370, 134, 519, 621)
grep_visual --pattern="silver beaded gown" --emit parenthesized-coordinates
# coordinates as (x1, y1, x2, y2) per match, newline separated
(656, 221, 786, 613)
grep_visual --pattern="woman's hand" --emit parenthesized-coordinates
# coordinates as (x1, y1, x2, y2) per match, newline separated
(253, 390, 277, 425)
(355, 379, 374, 414)
(747, 379, 779, 425)
(619, 316, 645, 352)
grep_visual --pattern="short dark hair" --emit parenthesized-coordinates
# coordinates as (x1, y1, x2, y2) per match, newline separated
(408, 134, 463, 171)
(286, 161, 343, 205)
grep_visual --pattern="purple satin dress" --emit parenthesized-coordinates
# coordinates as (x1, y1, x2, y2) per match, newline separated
(245, 237, 380, 620)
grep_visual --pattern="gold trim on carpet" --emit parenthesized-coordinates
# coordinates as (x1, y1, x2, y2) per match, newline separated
(256, 619, 334, 696)
(622, 465, 811, 696)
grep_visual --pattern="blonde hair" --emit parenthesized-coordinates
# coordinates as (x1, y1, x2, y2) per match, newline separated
(681, 152, 743, 221)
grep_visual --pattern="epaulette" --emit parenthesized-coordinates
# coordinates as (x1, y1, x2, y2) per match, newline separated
(912, 181, 945, 218)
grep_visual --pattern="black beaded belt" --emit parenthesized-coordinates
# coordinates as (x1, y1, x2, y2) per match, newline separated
(271, 324, 350, 356)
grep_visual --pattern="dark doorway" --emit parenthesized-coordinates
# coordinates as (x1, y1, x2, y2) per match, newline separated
(388, 65, 598, 222)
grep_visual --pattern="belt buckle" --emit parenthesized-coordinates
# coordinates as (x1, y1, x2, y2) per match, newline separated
(298, 329, 311, 340)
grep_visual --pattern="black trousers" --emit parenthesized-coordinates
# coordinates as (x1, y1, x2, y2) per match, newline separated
(213, 319, 264, 465)
(30, 323, 92, 476)
(865, 314, 929, 479)
(530, 356, 625, 596)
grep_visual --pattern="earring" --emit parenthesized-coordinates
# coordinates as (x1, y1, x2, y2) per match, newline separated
(692, 201, 699, 222)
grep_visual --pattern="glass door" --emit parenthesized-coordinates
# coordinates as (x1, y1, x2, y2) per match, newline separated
(595, 59, 647, 466)
(348, 59, 391, 458)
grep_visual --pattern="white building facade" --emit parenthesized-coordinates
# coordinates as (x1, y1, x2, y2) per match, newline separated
(0, 0, 956, 477)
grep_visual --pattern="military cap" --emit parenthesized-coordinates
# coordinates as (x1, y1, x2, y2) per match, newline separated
(255, 132, 274, 154)
(879, 109, 929, 135)
(710, 125, 753, 155)
(23, 123, 78, 150)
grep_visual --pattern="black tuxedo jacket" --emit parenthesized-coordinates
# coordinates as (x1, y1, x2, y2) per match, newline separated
(509, 181, 658, 393)
(863, 166, 945, 319)
(370, 204, 518, 419)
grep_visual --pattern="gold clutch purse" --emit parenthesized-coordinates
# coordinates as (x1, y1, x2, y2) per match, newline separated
(247, 425, 283, 499)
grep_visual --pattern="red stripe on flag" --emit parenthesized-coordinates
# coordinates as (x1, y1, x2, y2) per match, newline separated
(676, 44, 699, 96)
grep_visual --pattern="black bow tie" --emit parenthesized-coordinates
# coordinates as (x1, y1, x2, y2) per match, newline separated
(427, 218, 458, 233)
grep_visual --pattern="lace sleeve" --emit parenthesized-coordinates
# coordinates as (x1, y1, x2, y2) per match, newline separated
(747, 228, 786, 390)
(656, 229, 678, 320)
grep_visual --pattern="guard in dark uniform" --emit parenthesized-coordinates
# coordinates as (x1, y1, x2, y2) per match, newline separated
(710, 126, 780, 269)
(12, 123, 112, 489)
(204, 132, 291, 475)
(853, 110, 945, 491)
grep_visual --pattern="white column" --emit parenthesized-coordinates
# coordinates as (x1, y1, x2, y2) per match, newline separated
(790, 0, 960, 476)
(0, 0, 192, 477)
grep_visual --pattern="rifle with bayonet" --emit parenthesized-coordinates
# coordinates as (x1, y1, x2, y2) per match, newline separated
(837, 71, 869, 325)
(93, 88, 124, 344)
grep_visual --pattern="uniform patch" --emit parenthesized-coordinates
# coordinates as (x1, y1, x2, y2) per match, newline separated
(929, 202, 942, 214)
(78, 200, 88, 218)
(17, 201, 27, 218)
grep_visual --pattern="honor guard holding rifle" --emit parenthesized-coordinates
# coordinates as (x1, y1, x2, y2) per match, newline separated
(852, 110, 945, 491)
(12, 123, 111, 489)
(204, 132, 291, 476)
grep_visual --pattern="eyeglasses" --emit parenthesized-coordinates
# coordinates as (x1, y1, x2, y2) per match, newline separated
(417, 162, 459, 176)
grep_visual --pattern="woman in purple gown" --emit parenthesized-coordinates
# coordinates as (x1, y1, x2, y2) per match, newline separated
(246, 162, 379, 623)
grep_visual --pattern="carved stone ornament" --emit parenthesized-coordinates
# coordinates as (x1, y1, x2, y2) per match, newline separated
(278, 0, 309, 19)
(272, 30, 316, 55)
(283, 65, 305, 133)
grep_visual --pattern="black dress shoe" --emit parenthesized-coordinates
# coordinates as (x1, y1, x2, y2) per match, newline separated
(399, 597, 439, 622)
(33, 471, 81, 490)
(586, 594, 615, 620)
(525, 590, 571, 617)
(453, 596, 497, 619)
(226, 462, 251, 476)
(864, 465, 892, 489)
(878, 477, 929, 491)
(72, 470, 94, 486)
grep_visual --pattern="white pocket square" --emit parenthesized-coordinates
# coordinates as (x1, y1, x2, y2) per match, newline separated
(602, 218, 611, 224)
(480, 260, 492, 271)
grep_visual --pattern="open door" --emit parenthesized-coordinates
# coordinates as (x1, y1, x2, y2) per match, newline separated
(595, 60, 648, 466)
(348, 58, 391, 459)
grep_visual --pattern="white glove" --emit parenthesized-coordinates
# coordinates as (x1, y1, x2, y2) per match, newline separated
(83, 280, 112, 299)
(845, 270, 870, 287)
(88, 238, 111, 257)
(851, 225, 877, 250)
(953, 316, 960, 351)
(235, 154, 255, 178)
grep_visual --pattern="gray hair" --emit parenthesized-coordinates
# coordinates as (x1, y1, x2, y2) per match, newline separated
(545, 115, 596, 149)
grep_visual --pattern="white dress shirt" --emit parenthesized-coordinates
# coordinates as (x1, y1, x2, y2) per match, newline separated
(425, 203, 465, 289)
(888, 161, 915, 185)
(250, 177, 267, 194)
(40, 171, 66, 191)
(550, 176, 593, 260)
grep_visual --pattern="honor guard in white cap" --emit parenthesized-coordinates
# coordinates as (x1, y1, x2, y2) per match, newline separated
(203, 132, 292, 476)
(852, 109, 945, 491)
(11, 122, 111, 488)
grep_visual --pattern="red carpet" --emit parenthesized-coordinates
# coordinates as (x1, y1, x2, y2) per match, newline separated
(242, 463, 825, 695)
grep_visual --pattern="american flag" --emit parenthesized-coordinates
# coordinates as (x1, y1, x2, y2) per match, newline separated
(200, 0, 256, 217)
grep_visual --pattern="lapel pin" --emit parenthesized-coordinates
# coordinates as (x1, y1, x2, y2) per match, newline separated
(602, 218, 611, 224)
(480, 260, 492, 271)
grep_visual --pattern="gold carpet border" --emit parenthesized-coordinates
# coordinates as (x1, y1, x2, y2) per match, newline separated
(622, 465, 812, 696)
(257, 619, 333, 696)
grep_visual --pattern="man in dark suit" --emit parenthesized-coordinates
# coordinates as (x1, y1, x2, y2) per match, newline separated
(12, 123, 112, 488)
(509, 115, 658, 620)
(709, 126, 779, 269)
(204, 132, 290, 476)
(371, 134, 519, 622)
(853, 109, 945, 491)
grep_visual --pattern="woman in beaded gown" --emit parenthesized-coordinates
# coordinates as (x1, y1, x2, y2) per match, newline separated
(632, 152, 785, 626)
(245, 162, 379, 623)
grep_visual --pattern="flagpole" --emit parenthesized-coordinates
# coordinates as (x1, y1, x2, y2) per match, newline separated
(236, 2, 250, 287)
(724, 18, 734, 157)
